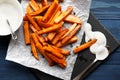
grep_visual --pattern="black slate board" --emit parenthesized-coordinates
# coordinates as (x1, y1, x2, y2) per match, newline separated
(29, 12, 120, 80)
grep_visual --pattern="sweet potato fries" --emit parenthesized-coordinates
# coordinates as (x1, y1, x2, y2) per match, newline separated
(23, 0, 83, 68)
(73, 39, 97, 54)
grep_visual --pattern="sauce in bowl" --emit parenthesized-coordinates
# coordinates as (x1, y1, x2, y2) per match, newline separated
(0, 0, 23, 35)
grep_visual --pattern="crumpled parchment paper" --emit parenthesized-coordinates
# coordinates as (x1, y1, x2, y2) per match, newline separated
(6, 0, 91, 80)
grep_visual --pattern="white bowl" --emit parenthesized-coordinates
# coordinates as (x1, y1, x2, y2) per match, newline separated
(0, 0, 23, 36)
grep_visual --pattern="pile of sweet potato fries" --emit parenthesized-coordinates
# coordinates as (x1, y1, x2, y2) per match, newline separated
(23, 0, 96, 68)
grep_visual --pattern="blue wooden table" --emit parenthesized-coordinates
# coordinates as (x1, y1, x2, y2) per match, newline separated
(86, 0, 120, 80)
(0, 0, 120, 80)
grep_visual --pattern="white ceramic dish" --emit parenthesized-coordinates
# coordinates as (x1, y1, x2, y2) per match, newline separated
(0, 0, 23, 36)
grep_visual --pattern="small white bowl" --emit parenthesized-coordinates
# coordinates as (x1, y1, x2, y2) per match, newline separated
(0, 0, 23, 36)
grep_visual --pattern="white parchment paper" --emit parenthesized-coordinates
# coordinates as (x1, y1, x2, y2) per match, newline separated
(6, 0, 91, 80)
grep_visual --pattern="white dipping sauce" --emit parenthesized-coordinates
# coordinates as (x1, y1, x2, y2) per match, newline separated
(0, 0, 22, 35)
(84, 23, 109, 60)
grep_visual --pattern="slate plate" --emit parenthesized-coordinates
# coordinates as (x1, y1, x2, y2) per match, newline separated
(29, 12, 120, 80)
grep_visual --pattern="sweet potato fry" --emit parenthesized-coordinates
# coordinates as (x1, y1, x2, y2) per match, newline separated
(26, 5, 33, 13)
(36, 43, 54, 66)
(48, 0, 64, 2)
(60, 23, 77, 40)
(26, 13, 41, 31)
(38, 3, 42, 9)
(52, 28, 69, 44)
(37, 35, 46, 44)
(47, 27, 62, 41)
(43, 45, 64, 59)
(47, 32, 57, 41)
(30, 5, 49, 16)
(38, 22, 63, 34)
(66, 36, 78, 44)
(47, 5, 61, 24)
(61, 24, 81, 44)
(54, 6, 73, 23)
(73, 39, 97, 54)
(42, 1, 58, 22)
(30, 24, 37, 32)
(42, 0, 48, 6)
(43, 52, 55, 66)
(46, 53, 66, 68)
(23, 21, 31, 45)
(36, 18, 53, 28)
(31, 40, 39, 60)
(35, 33, 47, 46)
(29, 0, 39, 11)
(57, 62, 66, 68)
(36, 42, 44, 55)
(33, 16, 43, 21)
(64, 15, 82, 24)
(31, 33, 39, 44)
(51, 45, 70, 56)
(60, 49, 70, 56)
(48, 10, 61, 24)
(36, 42, 44, 51)
(56, 36, 78, 47)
